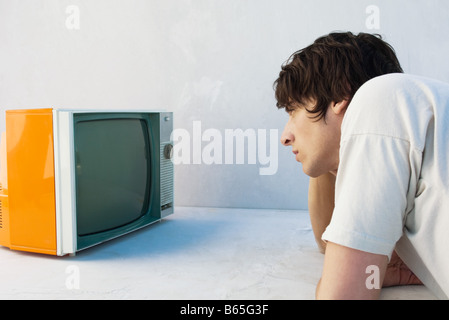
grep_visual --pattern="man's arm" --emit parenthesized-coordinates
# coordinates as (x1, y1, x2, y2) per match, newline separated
(308, 172, 336, 253)
(316, 242, 389, 300)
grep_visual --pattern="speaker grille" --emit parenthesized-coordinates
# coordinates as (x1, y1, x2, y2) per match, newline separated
(160, 142, 174, 208)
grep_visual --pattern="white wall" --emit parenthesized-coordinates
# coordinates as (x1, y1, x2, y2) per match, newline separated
(1, 0, 449, 210)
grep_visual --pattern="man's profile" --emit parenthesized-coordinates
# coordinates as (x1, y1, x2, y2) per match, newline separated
(274, 32, 449, 299)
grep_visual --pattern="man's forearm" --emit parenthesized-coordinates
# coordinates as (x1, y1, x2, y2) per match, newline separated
(308, 172, 336, 253)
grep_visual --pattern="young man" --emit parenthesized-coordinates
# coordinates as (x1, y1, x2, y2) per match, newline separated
(275, 32, 449, 299)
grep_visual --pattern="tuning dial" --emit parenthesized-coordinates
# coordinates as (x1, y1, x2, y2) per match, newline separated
(163, 143, 174, 160)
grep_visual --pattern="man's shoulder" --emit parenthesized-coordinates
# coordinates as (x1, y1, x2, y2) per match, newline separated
(343, 73, 448, 145)
(364, 72, 412, 87)
(355, 73, 449, 101)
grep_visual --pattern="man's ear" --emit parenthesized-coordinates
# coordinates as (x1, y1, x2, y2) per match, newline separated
(331, 99, 349, 115)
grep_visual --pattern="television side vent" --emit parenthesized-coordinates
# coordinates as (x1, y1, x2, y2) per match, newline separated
(160, 142, 174, 210)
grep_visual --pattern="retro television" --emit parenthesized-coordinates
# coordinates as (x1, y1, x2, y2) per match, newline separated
(0, 108, 174, 256)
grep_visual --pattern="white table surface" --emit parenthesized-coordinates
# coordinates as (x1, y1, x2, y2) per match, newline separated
(0, 207, 437, 300)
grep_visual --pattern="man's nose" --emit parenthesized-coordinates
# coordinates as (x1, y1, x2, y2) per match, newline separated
(281, 125, 294, 146)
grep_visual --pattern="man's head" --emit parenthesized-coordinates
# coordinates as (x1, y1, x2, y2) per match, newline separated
(275, 32, 403, 177)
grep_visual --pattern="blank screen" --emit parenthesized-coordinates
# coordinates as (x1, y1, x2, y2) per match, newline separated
(75, 118, 150, 236)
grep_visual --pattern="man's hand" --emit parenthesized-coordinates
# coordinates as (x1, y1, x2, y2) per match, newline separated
(383, 251, 422, 287)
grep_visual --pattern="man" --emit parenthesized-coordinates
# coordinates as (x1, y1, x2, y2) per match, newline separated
(274, 32, 449, 299)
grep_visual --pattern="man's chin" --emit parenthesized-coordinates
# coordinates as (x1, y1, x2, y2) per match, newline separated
(301, 166, 321, 178)
(302, 165, 336, 178)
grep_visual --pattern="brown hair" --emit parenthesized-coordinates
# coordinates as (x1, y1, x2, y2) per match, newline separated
(274, 32, 403, 120)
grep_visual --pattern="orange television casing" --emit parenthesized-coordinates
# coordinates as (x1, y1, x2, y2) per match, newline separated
(0, 109, 58, 255)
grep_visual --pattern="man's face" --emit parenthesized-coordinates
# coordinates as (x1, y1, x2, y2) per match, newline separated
(280, 101, 346, 178)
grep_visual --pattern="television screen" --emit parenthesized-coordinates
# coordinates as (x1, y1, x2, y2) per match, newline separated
(74, 118, 151, 236)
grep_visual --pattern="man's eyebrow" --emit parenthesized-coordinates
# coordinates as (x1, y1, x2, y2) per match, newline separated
(285, 105, 296, 113)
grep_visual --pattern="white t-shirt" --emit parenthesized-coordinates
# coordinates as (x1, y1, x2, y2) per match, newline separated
(322, 73, 449, 299)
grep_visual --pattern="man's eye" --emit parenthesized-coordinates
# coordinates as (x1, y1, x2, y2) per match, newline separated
(285, 107, 295, 115)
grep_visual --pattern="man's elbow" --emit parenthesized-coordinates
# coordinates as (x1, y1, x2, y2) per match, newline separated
(317, 239, 327, 254)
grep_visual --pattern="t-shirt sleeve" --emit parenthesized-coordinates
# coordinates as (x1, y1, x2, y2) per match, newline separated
(322, 134, 411, 260)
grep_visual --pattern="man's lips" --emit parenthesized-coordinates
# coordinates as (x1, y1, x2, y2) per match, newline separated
(292, 150, 300, 161)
